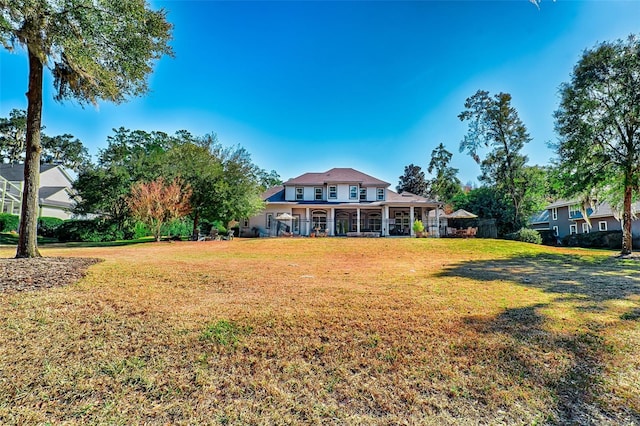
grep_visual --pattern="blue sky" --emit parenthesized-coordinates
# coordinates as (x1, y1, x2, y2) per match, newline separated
(1, 0, 639, 187)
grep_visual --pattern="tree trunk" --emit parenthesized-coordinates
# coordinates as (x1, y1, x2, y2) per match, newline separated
(192, 211, 200, 240)
(621, 185, 633, 256)
(16, 48, 44, 259)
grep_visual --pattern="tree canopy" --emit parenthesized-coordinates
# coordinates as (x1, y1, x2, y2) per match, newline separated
(0, 0, 173, 257)
(427, 143, 461, 204)
(397, 164, 429, 197)
(554, 35, 640, 255)
(459, 90, 533, 229)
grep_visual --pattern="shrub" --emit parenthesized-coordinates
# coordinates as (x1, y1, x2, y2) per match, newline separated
(37, 216, 64, 237)
(55, 219, 126, 242)
(0, 213, 19, 232)
(412, 219, 425, 233)
(561, 230, 622, 249)
(162, 217, 193, 239)
(505, 228, 542, 245)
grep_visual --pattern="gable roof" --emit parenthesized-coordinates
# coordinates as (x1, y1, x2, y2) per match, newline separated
(386, 190, 437, 204)
(39, 186, 68, 200)
(284, 168, 389, 187)
(0, 163, 59, 181)
(263, 185, 285, 202)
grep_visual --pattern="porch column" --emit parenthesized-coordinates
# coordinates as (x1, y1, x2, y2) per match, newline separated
(357, 208, 361, 233)
(435, 206, 441, 238)
(330, 208, 335, 236)
(306, 207, 310, 236)
(409, 206, 415, 236)
(383, 205, 389, 236)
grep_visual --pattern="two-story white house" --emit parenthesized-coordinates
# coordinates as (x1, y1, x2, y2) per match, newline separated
(243, 168, 443, 237)
(0, 163, 76, 220)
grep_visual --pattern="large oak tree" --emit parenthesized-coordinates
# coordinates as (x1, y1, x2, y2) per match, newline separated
(554, 35, 640, 256)
(0, 0, 173, 257)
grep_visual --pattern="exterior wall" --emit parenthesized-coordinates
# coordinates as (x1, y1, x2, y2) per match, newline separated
(40, 206, 71, 220)
(548, 206, 573, 237)
(41, 168, 73, 187)
(283, 184, 387, 203)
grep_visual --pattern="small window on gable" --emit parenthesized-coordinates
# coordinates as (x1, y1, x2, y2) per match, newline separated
(295, 187, 303, 200)
(360, 188, 367, 201)
(328, 185, 337, 199)
(599, 221, 607, 231)
(349, 185, 358, 200)
(552, 208, 558, 221)
(315, 187, 323, 201)
(377, 188, 385, 201)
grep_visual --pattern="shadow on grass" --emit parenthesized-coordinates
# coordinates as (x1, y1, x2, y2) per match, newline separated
(0, 233, 156, 248)
(441, 253, 640, 423)
(439, 252, 640, 304)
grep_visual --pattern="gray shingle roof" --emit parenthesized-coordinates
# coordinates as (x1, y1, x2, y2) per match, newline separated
(0, 163, 58, 181)
(283, 168, 389, 187)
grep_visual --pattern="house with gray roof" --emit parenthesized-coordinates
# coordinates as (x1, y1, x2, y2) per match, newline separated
(0, 164, 76, 220)
(534, 198, 640, 240)
(242, 168, 443, 237)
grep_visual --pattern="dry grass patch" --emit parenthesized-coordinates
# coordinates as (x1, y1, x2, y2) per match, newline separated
(0, 238, 638, 424)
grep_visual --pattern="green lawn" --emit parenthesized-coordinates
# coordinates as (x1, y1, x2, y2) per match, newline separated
(0, 238, 638, 424)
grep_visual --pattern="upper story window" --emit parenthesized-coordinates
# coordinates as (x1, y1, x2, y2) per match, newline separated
(376, 188, 385, 201)
(349, 185, 358, 200)
(315, 187, 323, 201)
(599, 221, 608, 231)
(551, 207, 558, 221)
(569, 204, 581, 218)
(295, 187, 303, 201)
(328, 185, 337, 199)
(360, 188, 367, 201)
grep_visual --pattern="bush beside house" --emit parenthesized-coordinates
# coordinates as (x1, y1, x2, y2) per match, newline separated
(561, 230, 623, 249)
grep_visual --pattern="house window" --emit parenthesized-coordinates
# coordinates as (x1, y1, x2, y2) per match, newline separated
(377, 188, 385, 201)
(295, 187, 303, 200)
(360, 188, 367, 201)
(266, 213, 273, 229)
(311, 210, 327, 231)
(582, 223, 590, 233)
(243, 218, 249, 227)
(328, 185, 337, 199)
(552, 226, 559, 236)
(315, 187, 323, 201)
(599, 221, 608, 231)
(349, 185, 358, 200)
(570, 224, 577, 235)
(369, 213, 382, 232)
(552, 208, 558, 221)
(569, 204, 581, 218)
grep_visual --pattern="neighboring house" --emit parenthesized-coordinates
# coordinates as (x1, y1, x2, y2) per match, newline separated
(0, 163, 76, 220)
(242, 168, 443, 237)
(535, 199, 640, 239)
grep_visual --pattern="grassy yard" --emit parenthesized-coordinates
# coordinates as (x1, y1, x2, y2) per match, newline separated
(1, 238, 639, 424)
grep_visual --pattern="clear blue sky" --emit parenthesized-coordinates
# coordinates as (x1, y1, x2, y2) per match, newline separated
(1, 1, 639, 187)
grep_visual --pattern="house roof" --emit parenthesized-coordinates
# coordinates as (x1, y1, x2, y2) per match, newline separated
(283, 168, 390, 187)
(39, 186, 68, 200)
(529, 209, 549, 224)
(386, 190, 437, 204)
(0, 163, 58, 181)
(263, 185, 285, 202)
(544, 199, 578, 209)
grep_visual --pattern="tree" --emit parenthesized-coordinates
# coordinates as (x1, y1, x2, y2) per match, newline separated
(397, 164, 429, 197)
(0, 108, 27, 163)
(427, 143, 462, 204)
(452, 186, 515, 236)
(127, 177, 192, 242)
(554, 35, 640, 256)
(41, 133, 90, 171)
(0, 1, 173, 257)
(459, 90, 532, 229)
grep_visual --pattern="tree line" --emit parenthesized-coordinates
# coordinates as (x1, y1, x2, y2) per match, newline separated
(397, 35, 640, 254)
